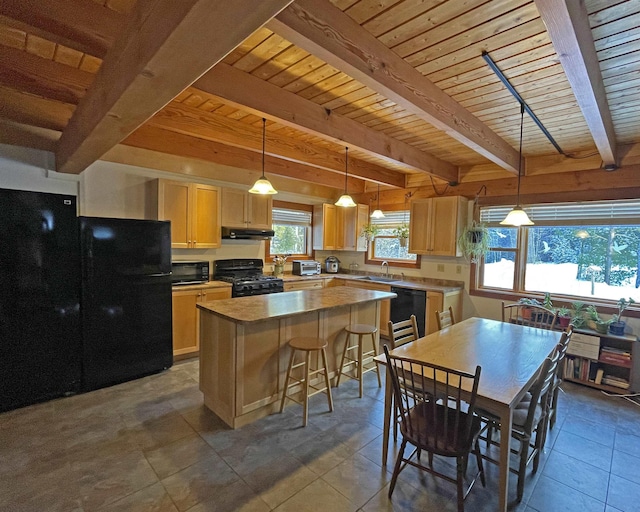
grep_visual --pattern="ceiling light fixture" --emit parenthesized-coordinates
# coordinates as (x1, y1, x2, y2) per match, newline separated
(335, 146, 356, 207)
(370, 184, 385, 218)
(500, 103, 533, 227)
(248, 118, 278, 195)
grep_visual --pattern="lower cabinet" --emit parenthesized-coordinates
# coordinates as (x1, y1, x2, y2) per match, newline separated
(172, 285, 231, 357)
(283, 279, 324, 291)
(426, 289, 462, 335)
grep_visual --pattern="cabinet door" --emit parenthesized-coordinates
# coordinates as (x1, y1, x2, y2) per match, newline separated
(158, 180, 192, 248)
(338, 204, 368, 251)
(193, 184, 221, 248)
(313, 204, 338, 250)
(355, 204, 370, 252)
(201, 287, 232, 302)
(248, 194, 273, 229)
(172, 288, 200, 356)
(408, 198, 433, 254)
(426, 291, 443, 335)
(221, 188, 249, 228)
(431, 196, 462, 256)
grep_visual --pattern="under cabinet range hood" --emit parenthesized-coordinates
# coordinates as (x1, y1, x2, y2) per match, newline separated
(221, 227, 275, 240)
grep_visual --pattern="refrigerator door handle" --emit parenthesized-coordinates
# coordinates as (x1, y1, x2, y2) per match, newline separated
(148, 273, 172, 277)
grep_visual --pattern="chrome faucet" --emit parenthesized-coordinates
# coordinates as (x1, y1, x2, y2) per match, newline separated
(381, 260, 389, 277)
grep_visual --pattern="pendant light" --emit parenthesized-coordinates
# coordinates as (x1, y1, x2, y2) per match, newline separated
(370, 184, 385, 218)
(500, 103, 533, 226)
(335, 146, 357, 207)
(248, 118, 278, 195)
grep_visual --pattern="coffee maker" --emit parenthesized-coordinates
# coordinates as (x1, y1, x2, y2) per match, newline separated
(324, 256, 340, 273)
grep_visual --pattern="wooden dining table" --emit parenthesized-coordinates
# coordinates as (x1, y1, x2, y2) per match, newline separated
(375, 317, 561, 512)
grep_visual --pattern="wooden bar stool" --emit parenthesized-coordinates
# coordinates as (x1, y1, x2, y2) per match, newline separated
(280, 337, 334, 427)
(336, 324, 381, 397)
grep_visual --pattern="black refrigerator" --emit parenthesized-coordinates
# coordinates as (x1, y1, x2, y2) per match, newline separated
(79, 216, 173, 391)
(0, 189, 82, 412)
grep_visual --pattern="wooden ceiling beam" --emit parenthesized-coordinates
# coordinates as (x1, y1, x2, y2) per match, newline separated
(0, 0, 122, 58)
(268, 0, 520, 173)
(196, 63, 458, 183)
(56, 0, 294, 175)
(122, 125, 366, 194)
(0, 86, 74, 132)
(0, 45, 94, 104)
(0, 119, 59, 152)
(148, 101, 406, 188)
(534, 0, 617, 167)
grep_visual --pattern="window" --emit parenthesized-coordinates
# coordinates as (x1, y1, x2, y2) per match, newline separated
(365, 210, 419, 268)
(476, 201, 640, 304)
(268, 203, 312, 259)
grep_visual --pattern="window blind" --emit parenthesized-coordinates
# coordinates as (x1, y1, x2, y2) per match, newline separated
(272, 208, 312, 225)
(370, 211, 409, 227)
(480, 200, 640, 225)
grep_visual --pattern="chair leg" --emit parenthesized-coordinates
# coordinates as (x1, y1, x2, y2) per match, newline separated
(388, 439, 407, 498)
(371, 332, 382, 388)
(302, 350, 311, 427)
(516, 438, 529, 502)
(280, 348, 296, 413)
(335, 331, 350, 388)
(456, 456, 465, 512)
(474, 439, 486, 487)
(358, 334, 364, 398)
(321, 347, 334, 412)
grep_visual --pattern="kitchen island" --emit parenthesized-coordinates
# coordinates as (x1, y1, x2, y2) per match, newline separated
(197, 287, 396, 428)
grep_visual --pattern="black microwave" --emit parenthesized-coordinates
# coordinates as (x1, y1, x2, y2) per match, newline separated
(171, 261, 209, 285)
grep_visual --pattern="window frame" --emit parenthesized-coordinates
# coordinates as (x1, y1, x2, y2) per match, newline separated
(266, 200, 313, 260)
(364, 209, 420, 269)
(471, 201, 640, 319)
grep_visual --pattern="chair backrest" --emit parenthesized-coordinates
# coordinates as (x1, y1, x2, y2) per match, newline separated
(383, 345, 481, 454)
(502, 301, 558, 330)
(552, 325, 574, 381)
(387, 315, 419, 349)
(521, 351, 560, 433)
(435, 306, 455, 330)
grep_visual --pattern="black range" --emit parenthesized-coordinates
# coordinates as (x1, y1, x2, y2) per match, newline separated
(213, 258, 283, 297)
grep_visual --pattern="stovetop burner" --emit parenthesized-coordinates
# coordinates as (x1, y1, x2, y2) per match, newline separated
(213, 259, 284, 297)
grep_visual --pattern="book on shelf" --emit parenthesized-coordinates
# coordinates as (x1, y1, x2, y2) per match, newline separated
(601, 375, 630, 389)
(599, 352, 632, 367)
(595, 368, 604, 385)
(600, 346, 631, 357)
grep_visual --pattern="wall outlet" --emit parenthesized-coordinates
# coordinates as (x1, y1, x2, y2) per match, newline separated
(437, 264, 445, 273)
(456, 265, 462, 274)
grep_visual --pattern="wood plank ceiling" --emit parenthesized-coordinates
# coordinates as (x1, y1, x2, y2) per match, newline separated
(0, 0, 638, 206)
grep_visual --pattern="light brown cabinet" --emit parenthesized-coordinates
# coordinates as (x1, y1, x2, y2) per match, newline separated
(313, 203, 369, 251)
(172, 285, 231, 357)
(157, 179, 221, 249)
(409, 196, 468, 256)
(221, 188, 273, 230)
(426, 289, 462, 335)
(283, 279, 324, 291)
(346, 280, 391, 337)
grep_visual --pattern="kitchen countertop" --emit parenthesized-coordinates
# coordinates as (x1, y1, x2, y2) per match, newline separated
(197, 286, 396, 323)
(171, 280, 232, 291)
(279, 272, 464, 293)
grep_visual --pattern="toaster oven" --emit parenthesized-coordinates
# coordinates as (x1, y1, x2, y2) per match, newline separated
(292, 260, 321, 276)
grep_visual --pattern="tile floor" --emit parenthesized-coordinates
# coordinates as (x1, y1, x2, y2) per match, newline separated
(1, 358, 640, 512)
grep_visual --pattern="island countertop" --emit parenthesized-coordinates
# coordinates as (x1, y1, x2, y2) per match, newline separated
(197, 286, 396, 323)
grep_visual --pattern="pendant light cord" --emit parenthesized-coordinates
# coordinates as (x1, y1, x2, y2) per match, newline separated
(344, 147, 348, 193)
(517, 103, 524, 205)
(261, 118, 266, 179)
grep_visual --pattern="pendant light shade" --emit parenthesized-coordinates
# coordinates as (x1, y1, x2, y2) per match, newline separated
(335, 146, 356, 207)
(249, 118, 278, 195)
(501, 103, 533, 226)
(370, 184, 385, 218)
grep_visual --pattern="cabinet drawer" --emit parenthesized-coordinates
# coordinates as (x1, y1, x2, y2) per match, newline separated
(283, 280, 324, 291)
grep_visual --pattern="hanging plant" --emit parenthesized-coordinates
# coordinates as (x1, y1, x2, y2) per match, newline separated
(458, 221, 490, 263)
(360, 223, 379, 242)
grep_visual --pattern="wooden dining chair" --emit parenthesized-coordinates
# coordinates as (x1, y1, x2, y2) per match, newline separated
(546, 325, 574, 433)
(502, 301, 558, 330)
(387, 315, 419, 349)
(384, 345, 485, 512)
(478, 351, 560, 502)
(435, 306, 456, 330)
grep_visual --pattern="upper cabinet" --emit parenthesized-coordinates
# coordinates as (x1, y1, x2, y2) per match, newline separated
(313, 203, 369, 251)
(409, 196, 468, 256)
(221, 188, 273, 230)
(157, 179, 221, 249)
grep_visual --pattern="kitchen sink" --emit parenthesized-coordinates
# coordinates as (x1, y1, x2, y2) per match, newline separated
(360, 276, 399, 283)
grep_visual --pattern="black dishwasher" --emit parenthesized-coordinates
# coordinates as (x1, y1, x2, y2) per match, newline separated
(390, 287, 426, 337)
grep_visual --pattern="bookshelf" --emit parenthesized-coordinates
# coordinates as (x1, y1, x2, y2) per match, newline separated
(563, 327, 638, 393)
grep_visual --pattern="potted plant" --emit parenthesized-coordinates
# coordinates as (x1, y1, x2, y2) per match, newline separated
(360, 224, 379, 243)
(610, 297, 636, 335)
(393, 224, 409, 248)
(557, 306, 572, 328)
(570, 301, 586, 328)
(585, 305, 612, 334)
(458, 221, 490, 263)
(518, 297, 541, 320)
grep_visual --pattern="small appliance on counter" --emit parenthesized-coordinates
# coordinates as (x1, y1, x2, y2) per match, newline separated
(171, 260, 209, 285)
(292, 260, 321, 276)
(325, 256, 340, 273)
